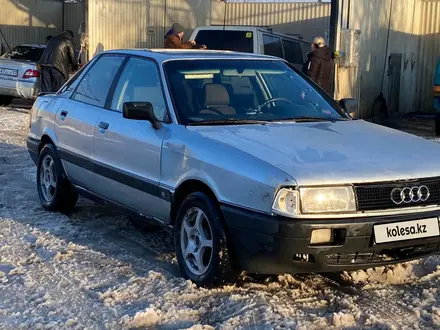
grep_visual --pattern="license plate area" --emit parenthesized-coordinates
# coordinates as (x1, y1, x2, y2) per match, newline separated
(374, 218, 440, 244)
(0, 68, 18, 77)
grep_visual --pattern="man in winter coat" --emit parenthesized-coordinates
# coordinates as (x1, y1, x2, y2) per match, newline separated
(303, 36, 333, 94)
(164, 23, 206, 49)
(38, 30, 78, 93)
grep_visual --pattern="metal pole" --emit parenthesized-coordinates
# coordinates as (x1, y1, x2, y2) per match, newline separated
(329, 0, 339, 97)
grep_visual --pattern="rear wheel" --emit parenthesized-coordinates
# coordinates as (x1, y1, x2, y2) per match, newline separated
(174, 192, 237, 287)
(0, 96, 13, 106)
(37, 144, 78, 213)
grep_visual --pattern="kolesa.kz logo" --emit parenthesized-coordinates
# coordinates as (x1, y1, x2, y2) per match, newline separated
(386, 223, 427, 238)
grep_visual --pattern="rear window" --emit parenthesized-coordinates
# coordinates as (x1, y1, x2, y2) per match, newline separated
(1, 46, 44, 62)
(194, 30, 254, 53)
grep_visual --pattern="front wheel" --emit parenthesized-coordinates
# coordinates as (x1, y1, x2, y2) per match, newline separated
(174, 192, 237, 287)
(37, 144, 78, 213)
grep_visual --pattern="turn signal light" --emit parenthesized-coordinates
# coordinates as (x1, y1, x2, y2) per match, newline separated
(23, 69, 40, 79)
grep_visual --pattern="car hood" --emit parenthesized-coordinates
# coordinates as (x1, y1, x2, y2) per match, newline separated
(187, 120, 440, 185)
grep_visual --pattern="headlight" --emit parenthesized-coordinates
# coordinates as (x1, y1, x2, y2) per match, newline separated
(299, 186, 356, 214)
(272, 188, 298, 217)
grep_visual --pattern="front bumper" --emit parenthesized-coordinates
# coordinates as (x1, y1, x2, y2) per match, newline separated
(221, 205, 440, 274)
(27, 137, 39, 165)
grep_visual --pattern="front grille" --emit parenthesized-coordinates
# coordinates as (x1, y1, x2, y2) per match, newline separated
(354, 177, 440, 211)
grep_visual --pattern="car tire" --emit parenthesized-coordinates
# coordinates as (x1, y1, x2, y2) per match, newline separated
(174, 192, 237, 287)
(37, 143, 78, 213)
(0, 96, 13, 107)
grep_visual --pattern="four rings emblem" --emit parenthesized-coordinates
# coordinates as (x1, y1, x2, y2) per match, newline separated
(390, 186, 430, 205)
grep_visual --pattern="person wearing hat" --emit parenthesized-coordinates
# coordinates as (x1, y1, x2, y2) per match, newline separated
(303, 36, 333, 94)
(38, 30, 78, 93)
(164, 23, 206, 49)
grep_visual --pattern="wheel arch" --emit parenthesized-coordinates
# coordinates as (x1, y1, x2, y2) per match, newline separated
(170, 179, 219, 226)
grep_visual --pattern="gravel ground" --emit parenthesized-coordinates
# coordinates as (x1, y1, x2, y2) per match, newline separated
(1, 107, 440, 330)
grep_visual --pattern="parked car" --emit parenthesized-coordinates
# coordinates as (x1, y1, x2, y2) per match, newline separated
(0, 44, 45, 106)
(27, 49, 440, 287)
(190, 26, 311, 70)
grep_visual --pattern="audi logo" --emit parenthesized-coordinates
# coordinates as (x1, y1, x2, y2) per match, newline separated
(390, 186, 430, 205)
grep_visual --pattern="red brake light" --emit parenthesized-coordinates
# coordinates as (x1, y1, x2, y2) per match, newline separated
(23, 69, 40, 79)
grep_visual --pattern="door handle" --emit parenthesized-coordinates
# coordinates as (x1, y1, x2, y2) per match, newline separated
(98, 121, 109, 130)
(60, 110, 68, 121)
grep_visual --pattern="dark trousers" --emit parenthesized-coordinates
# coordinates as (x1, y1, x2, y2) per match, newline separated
(40, 67, 66, 93)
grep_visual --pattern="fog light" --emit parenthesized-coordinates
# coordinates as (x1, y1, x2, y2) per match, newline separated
(310, 229, 332, 245)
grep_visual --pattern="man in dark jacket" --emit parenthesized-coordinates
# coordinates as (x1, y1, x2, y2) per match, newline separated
(38, 30, 78, 93)
(303, 36, 333, 94)
(164, 23, 206, 49)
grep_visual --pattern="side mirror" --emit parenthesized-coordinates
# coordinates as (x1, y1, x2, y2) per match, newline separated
(123, 102, 162, 130)
(339, 98, 358, 119)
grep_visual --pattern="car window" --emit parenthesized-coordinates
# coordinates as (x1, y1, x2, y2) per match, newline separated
(58, 64, 88, 97)
(282, 39, 303, 65)
(111, 57, 167, 121)
(1, 46, 45, 62)
(73, 55, 125, 108)
(263, 35, 283, 59)
(164, 59, 346, 125)
(194, 30, 254, 53)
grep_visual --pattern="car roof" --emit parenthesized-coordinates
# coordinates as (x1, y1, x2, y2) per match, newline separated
(193, 25, 307, 42)
(103, 49, 284, 63)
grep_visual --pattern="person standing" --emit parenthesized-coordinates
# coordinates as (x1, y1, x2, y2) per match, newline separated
(164, 23, 206, 49)
(303, 36, 333, 94)
(38, 30, 78, 93)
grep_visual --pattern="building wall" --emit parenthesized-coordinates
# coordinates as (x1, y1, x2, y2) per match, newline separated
(210, 1, 331, 42)
(0, 0, 84, 54)
(0, 0, 61, 52)
(87, 0, 331, 57)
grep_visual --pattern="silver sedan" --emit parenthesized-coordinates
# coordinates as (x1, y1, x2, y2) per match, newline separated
(27, 49, 440, 286)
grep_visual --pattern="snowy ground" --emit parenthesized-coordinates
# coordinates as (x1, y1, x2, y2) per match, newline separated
(1, 107, 440, 330)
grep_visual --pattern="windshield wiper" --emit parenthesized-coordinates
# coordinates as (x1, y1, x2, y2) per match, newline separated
(275, 116, 343, 123)
(187, 119, 269, 126)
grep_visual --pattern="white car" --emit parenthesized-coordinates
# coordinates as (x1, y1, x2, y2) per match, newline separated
(190, 26, 311, 70)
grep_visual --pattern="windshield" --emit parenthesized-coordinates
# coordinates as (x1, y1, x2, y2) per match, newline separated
(164, 59, 347, 125)
(194, 30, 254, 53)
(1, 46, 45, 62)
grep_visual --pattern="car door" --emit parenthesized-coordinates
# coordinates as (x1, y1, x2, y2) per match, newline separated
(92, 56, 171, 222)
(55, 54, 126, 190)
(282, 38, 305, 71)
(262, 34, 284, 59)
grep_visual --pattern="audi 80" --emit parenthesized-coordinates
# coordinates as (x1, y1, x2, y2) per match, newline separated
(27, 49, 440, 286)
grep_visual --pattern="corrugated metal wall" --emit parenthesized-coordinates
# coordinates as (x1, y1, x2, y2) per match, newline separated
(0, 0, 84, 53)
(211, 1, 331, 42)
(64, 2, 84, 46)
(0, 0, 61, 51)
(336, 0, 438, 117)
(87, 0, 330, 57)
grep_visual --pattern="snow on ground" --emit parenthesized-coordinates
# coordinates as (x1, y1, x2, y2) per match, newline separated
(1, 107, 440, 329)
